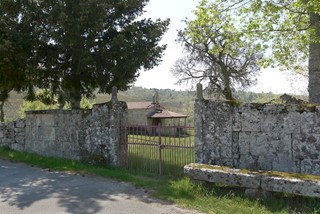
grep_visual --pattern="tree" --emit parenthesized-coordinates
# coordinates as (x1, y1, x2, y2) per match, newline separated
(0, 4, 35, 121)
(1, 0, 169, 109)
(214, 0, 320, 103)
(172, 0, 261, 100)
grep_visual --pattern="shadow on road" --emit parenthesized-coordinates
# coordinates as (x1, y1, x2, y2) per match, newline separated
(0, 160, 176, 214)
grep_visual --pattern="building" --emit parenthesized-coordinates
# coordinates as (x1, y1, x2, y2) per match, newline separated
(126, 92, 188, 136)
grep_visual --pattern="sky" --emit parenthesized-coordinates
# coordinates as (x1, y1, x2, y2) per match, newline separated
(134, 0, 308, 95)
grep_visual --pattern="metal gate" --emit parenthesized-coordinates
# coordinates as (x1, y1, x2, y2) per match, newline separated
(122, 124, 194, 175)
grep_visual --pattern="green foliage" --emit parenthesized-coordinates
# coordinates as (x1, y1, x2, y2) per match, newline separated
(228, 0, 312, 72)
(172, 0, 262, 100)
(20, 100, 56, 118)
(201, 0, 320, 102)
(20, 89, 94, 118)
(0, 0, 169, 109)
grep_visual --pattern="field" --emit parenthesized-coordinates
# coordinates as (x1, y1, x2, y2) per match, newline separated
(124, 125, 195, 175)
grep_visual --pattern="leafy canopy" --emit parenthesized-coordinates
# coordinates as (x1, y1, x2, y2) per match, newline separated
(218, 0, 320, 73)
(172, 0, 261, 100)
(0, 0, 169, 109)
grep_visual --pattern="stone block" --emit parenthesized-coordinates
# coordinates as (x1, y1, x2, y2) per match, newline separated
(283, 112, 300, 134)
(232, 113, 242, 131)
(261, 175, 320, 198)
(267, 133, 292, 156)
(293, 133, 320, 160)
(261, 113, 284, 133)
(232, 132, 240, 158)
(15, 120, 25, 128)
(241, 108, 262, 132)
(184, 164, 261, 189)
(257, 156, 273, 171)
(38, 127, 56, 141)
(0, 130, 3, 138)
(15, 135, 25, 145)
(185, 163, 320, 198)
(272, 155, 298, 173)
(239, 155, 257, 170)
(301, 160, 320, 175)
(41, 114, 55, 126)
(214, 158, 234, 167)
(301, 112, 316, 133)
(249, 132, 268, 156)
(239, 132, 250, 155)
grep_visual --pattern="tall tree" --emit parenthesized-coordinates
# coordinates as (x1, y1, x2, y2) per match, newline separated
(172, 0, 261, 100)
(0, 3, 35, 121)
(216, 0, 320, 103)
(1, 0, 169, 109)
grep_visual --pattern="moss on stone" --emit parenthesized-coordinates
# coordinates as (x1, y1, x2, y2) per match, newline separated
(301, 103, 317, 112)
(188, 163, 320, 182)
(224, 100, 242, 107)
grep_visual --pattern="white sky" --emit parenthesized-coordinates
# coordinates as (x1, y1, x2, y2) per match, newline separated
(134, 0, 308, 95)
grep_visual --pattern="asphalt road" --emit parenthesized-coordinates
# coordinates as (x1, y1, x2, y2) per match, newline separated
(0, 160, 198, 214)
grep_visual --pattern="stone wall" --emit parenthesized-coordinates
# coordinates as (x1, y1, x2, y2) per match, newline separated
(0, 119, 25, 150)
(24, 109, 88, 160)
(194, 87, 320, 175)
(0, 87, 128, 167)
(83, 100, 127, 166)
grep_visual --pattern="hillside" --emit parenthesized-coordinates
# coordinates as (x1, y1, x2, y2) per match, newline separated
(2, 87, 307, 122)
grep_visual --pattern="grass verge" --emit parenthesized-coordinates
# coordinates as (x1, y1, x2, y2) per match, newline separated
(1, 145, 320, 214)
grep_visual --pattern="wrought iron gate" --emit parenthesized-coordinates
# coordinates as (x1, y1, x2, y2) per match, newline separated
(122, 124, 194, 175)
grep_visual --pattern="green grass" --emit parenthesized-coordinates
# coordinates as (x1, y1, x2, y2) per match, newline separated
(127, 133, 194, 175)
(1, 145, 320, 214)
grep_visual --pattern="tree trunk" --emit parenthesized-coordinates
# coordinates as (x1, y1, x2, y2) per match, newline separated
(221, 67, 234, 100)
(69, 87, 81, 109)
(308, 13, 320, 103)
(0, 101, 4, 122)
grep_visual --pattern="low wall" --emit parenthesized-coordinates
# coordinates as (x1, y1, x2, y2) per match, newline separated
(0, 87, 128, 167)
(185, 163, 320, 198)
(195, 96, 320, 175)
(24, 109, 88, 160)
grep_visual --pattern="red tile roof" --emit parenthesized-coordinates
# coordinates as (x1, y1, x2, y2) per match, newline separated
(127, 102, 188, 118)
(147, 109, 188, 118)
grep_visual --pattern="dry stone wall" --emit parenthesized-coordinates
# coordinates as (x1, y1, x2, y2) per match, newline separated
(0, 119, 25, 150)
(195, 97, 320, 175)
(0, 87, 128, 167)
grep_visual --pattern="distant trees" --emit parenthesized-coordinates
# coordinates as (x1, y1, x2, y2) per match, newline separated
(172, 0, 262, 100)
(0, 0, 169, 109)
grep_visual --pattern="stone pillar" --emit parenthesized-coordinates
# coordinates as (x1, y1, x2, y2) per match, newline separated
(194, 83, 205, 163)
(84, 87, 128, 167)
(109, 87, 128, 166)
